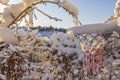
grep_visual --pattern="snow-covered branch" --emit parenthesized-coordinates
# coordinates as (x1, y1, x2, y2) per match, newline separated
(58, 0, 79, 17)
(0, 0, 80, 28)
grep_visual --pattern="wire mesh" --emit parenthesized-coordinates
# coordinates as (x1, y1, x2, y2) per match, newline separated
(77, 33, 106, 80)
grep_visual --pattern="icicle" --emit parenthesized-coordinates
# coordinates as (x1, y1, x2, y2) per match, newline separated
(33, 11, 37, 20)
(15, 23, 18, 37)
(24, 17, 30, 31)
(73, 17, 79, 25)
(29, 10, 33, 28)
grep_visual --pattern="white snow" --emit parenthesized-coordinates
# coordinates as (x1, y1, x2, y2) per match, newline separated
(112, 59, 120, 66)
(0, 74, 6, 80)
(68, 23, 117, 35)
(0, 27, 18, 43)
(0, 7, 14, 27)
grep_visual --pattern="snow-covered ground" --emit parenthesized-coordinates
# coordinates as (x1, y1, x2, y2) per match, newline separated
(38, 31, 61, 36)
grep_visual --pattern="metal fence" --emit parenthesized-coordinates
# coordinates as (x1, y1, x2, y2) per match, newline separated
(76, 33, 107, 80)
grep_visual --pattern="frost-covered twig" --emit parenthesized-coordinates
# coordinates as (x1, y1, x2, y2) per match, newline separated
(36, 8, 62, 21)
(29, 9, 33, 28)
(15, 23, 18, 36)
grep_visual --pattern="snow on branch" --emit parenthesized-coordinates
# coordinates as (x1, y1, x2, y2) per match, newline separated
(0, 0, 9, 6)
(58, 0, 79, 18)
(0, 2, 27, 27)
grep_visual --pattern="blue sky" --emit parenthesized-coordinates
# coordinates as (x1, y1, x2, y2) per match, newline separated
(0, 0, 117, 28)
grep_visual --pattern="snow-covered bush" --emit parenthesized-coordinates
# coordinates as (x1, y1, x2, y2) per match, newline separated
(0, 30, 84, 80)
(98, 31, 120, 80)
(0, 44, 25, 80)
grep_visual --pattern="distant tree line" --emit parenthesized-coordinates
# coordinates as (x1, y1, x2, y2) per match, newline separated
(31, 25, 67, 33)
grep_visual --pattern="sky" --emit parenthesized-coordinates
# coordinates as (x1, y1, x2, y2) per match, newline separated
(0, 0, 117, 28)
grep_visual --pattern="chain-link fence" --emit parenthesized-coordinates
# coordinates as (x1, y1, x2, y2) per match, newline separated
(77, 33, 106, 80)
